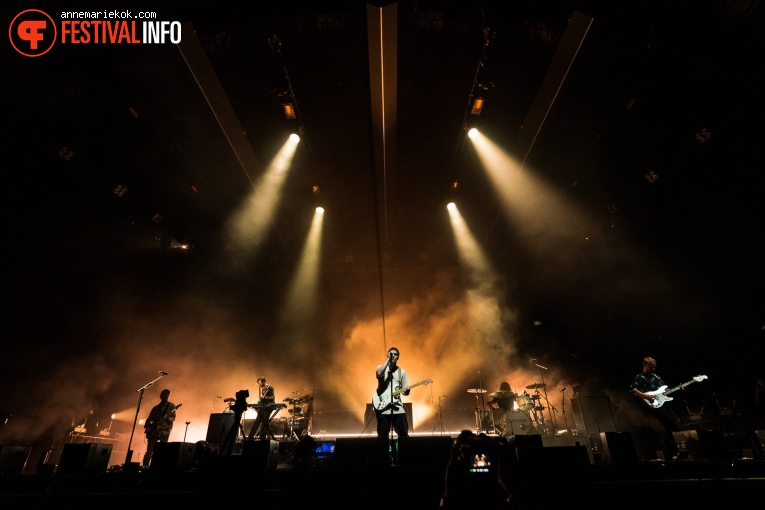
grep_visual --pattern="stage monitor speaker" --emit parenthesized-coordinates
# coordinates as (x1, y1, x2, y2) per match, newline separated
(150, 442, 196, 471)
(206, 413, 237, 444)
(754, 430, 765, 459)
(510, 434, 543, 450)
(597, 432, 638, 465)
(397, 436, 452, 468)
(242, 439, 279, 470)
(0, 446, 31, 475)
(516, 445, 591, 483)
(334, 437, 388, 466)
(57, 443, 113, 476)
(198, 453, 272, 474)
(364, 403, 413, 432)
(570, 391, 618, 436)
(673, 429, 728, 461)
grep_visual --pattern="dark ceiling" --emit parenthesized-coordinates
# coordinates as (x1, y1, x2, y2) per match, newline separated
(2, 0, 764, 438)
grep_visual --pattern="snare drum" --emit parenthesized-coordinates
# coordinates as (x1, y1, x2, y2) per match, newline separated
(504, 410, 535, 436)
(517, 392, 535, 412)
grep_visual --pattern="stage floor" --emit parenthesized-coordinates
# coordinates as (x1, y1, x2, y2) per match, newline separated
(2, 433, 765, 509)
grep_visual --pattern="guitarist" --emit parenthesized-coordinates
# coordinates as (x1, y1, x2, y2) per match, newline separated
(375, 347, 410, 463)
(143, 388, 178, 467)
(629, 356, 680, 459)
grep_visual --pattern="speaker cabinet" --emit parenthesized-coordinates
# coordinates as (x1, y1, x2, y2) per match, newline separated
(570, 391, 618, 436)
(150, 442, 196, 471)
(0, 446, 31, 475)
(334, 437, 388, 466)
(515, 445, 591, 482)
(510, 434, 544, 449)
(396, 436, 452, 468)
(57, 443, 113, 475)
(242, 439, 279, 470)
(206, 413, 237, 444)
(673, 429, 728, 460)
(595, 432, 638, 465)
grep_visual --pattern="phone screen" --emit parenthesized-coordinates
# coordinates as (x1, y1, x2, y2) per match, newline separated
(468, 452, 491, 473)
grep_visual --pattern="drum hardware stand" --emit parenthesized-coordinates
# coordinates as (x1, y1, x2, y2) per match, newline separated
(431, 395, 449, 435)
(471, 371, 488, 433)
(533, 360, 558, 432)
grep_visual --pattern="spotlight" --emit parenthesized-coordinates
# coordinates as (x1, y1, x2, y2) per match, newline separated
(316, 207, 325, 214)
(283, 103, 296, 119)
(447, 202, 456, 210)
(311, 185, 321, 195)
(467, 128, 478, 138)
(289, 133, 300, 143)
(451, 180, 459, 191)
(471, 97, 485, 115)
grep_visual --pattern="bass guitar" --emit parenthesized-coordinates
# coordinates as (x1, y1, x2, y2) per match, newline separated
(642, 376, 707, 408)
(372, 379, 432, 411)
(145, 402, 182, 438)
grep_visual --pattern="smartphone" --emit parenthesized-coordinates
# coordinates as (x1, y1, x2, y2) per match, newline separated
(468, 450, 492, 474)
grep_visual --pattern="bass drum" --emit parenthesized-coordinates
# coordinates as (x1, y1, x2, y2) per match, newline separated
(516, 392, 535, 412)
(504, 410, 535, 436)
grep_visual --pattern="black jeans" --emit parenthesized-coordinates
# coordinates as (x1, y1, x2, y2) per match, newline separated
(376, 412, 409, 464)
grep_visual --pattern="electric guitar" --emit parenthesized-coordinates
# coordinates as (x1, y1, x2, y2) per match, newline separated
(372, 379, 432, 411)
(144, 403, 182, 438)
(641, 376, 707, 408)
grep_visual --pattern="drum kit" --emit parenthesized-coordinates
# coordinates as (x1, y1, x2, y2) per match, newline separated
(467, 382, 555, 436)
(281, 395, 313, 440)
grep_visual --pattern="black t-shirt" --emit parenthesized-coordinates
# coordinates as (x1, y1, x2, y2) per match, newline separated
(630, 372, 666, 394)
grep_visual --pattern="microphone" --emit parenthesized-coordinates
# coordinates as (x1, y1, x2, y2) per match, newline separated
(560, 388, 566, 392)
(159, 371, 169, 376)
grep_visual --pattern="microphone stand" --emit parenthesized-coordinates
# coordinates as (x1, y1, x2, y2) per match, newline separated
(125, 373, 167, 465)
(560, 388, 570, 432)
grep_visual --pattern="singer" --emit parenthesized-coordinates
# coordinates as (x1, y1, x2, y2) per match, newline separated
(373, 347, 410, 464)
(143, 388, 178, 468)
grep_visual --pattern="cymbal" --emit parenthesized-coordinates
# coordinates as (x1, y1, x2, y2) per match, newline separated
(488, 391, 514, 399)
(223, 398, 236, 403)
(525, 383, 546, 389)
(466, 388, 487, 394)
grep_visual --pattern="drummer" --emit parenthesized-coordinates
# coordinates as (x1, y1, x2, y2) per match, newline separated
(488, 382, 515, 412)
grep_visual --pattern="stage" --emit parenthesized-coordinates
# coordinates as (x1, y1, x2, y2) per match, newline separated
(2, 431, 764, 509)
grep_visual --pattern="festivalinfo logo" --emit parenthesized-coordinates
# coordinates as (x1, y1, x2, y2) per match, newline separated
(9, 8, 183, 57)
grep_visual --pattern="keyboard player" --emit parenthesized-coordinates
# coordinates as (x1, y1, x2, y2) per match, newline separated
(247, 376, 278, 440)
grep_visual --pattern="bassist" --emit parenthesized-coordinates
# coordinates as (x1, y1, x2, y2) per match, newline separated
(629, 356, 680, 459)
(143, 388, 179, 468)
(375, 347, 410, 463)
